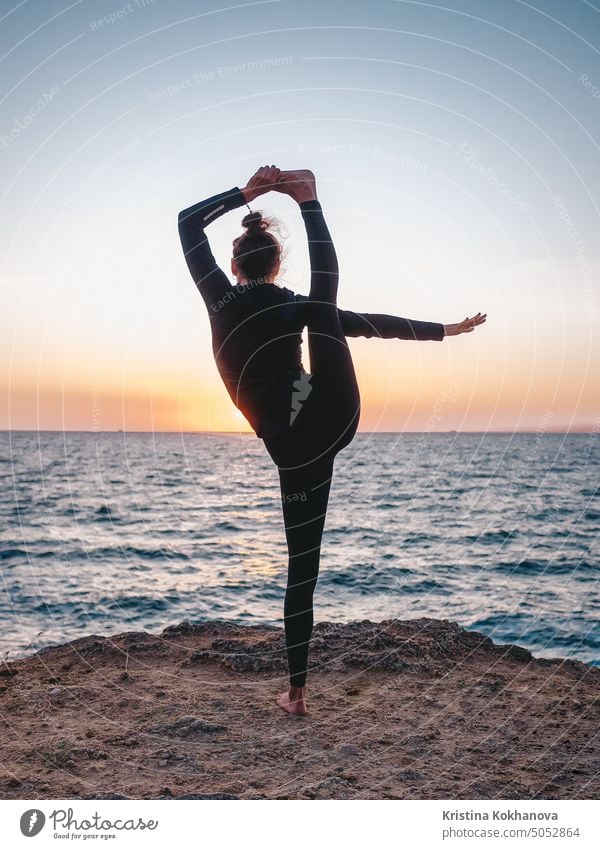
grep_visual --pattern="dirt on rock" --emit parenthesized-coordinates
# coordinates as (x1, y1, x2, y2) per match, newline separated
(0, 617, 598, 800)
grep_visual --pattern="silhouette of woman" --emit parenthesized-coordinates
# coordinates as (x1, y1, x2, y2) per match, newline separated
(178, 166, 486, 715)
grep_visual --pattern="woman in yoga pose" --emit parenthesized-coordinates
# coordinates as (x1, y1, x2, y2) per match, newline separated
(178, 166, 486, 716)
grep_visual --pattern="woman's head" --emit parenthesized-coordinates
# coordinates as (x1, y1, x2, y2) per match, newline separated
(231, 211, 282, 284)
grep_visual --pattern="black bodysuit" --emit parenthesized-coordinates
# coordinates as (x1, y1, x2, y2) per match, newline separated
(178, 186, 444, 439)
(178, 186, 445, 688)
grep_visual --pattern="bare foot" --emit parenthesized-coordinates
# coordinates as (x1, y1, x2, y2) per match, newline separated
(277, 685, 308, 716)
(274, 170, 317, 203)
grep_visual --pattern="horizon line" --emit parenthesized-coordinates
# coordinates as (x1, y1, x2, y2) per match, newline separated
(1, 428, 597, 435)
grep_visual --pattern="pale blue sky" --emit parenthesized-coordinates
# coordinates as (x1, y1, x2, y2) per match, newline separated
(1, 0, 599, 431)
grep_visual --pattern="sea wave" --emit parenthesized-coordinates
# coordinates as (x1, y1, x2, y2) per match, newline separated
(1, 431, 598, 665)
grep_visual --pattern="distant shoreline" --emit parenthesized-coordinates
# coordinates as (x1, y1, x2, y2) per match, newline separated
(2, 429, 597, 435)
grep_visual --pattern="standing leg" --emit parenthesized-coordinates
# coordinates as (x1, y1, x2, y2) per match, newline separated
(275, 453, 335, 715)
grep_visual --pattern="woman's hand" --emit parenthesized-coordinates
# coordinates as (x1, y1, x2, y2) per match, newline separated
(444, 312, 487, 337)
(273, 169, 317, 203)
(241, 165, 281, 203)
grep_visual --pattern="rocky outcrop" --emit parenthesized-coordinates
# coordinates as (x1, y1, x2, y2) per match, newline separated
(0, 618, 597, 800)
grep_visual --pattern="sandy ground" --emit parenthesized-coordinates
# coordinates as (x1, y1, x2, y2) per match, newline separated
(0, 617, 598, 800)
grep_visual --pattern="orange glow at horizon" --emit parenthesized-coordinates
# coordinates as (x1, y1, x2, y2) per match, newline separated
(3, 331, 597, 433)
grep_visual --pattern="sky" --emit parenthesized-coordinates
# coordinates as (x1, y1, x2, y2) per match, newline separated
(1, 0, 599, 433)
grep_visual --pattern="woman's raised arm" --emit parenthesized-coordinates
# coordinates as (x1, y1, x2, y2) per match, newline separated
(177, 186, 246, 307)
(177, 166, 282, 309)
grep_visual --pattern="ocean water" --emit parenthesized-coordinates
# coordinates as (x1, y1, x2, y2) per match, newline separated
(0, 431, 598, 665)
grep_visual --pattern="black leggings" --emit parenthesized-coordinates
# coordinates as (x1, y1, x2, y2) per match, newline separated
(263, 201, 361, 688)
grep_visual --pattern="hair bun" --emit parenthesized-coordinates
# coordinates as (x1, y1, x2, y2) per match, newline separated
(242, 211, 267, 233)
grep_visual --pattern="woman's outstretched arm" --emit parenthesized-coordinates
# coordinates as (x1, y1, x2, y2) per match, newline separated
(292, 295, 486, 340)
(338, 309, 445, 340)
(292, 298, 446, 340)
(336, 308, 487, 338)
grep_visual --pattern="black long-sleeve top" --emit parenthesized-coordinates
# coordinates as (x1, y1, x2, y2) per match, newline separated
(178, 186, 445, 439)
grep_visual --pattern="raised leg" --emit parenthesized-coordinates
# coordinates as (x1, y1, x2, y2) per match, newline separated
(299, 201, 358, 393)
(298, 200, 360, 448)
